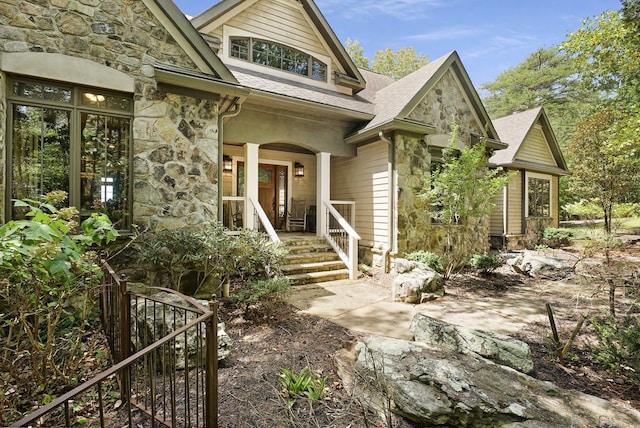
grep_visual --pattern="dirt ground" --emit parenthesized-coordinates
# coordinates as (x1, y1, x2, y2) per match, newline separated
(216, 249, 640, 427)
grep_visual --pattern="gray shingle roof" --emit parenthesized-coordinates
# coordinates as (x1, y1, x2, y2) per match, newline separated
(490, 107, 543, 164)
(228, 65, 375, 115)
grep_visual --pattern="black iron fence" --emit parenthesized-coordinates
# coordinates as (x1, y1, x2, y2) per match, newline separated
(9, 260, 219, 428)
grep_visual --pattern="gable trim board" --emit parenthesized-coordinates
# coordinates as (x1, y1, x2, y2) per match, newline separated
(192, 0, 365, 92)
(145, 0, 237, 81)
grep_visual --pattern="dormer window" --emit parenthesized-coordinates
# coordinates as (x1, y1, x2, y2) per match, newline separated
(230, 37, 327, 82)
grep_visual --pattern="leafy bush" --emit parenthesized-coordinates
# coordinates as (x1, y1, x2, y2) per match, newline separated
(0, 192, 118, 404)
(405, 250, 445, 273)
(279, 367, 327, 405)
(543, 228, 575, 248)
(138, 224, 288, 295)
(468, 252, 503, 274)
(590, 314, 640, 379)
(564, 201, 640, 220)
(231, 277, 291, 313)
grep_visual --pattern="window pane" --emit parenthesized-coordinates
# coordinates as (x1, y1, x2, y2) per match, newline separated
(13, 81, 72, 103)
(258, 167, 273, 183)
(528, 178, 550, 217)
(230, 38, 249, 60)
(11, 105, 70, 218)
(311, 59, 327, 81)
(81, 112, 130, 227)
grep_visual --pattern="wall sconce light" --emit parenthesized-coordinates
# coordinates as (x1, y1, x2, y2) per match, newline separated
(294, 162, 304, 177)
(223, 155, 233, 172)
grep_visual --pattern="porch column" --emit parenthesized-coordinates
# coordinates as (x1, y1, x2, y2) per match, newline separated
(316, 152, 331, 237)
(244, 143, 260, 230)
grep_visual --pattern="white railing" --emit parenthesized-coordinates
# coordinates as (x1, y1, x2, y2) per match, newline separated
(249, 197, 280, 243)
(323, 201, 360, 280)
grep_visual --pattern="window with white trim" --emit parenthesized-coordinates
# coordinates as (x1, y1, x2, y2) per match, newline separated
(7, 77, 132, 228)
(230, 37, 327, 81)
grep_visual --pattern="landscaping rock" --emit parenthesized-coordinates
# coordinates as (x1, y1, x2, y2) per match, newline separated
(508, 250, 576, 279)
(410, 313, 534, 374)
(392, 259, 444, 303)
(129, 286, 233, 368)
(347, 336, 640, 427)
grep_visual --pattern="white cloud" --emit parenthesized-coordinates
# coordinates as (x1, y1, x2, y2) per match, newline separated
(406, 25, 484, 41)
(316, 0, 447, 21)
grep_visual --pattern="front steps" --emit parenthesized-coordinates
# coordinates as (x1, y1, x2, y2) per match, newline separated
(280, 235, 349, 285)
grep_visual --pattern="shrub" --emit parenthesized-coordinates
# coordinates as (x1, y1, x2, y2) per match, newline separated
(468, 252, 503, 274)
(138, 224, 288, 295)
(0, 193, 118, 404)
(543, 228, 575, 248)
(405, 251, 445, 273)
(590, 314, 640, 379)
(231, 277, 291, 313)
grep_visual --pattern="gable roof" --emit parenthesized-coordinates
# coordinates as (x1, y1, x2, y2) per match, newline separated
(346, 51, 503, 147)
(190, 0, 366, 92)
(490, 107, 570, 175)
(149, 0, 236, 82)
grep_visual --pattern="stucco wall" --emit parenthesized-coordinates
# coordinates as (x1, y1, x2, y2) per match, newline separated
(0, 0, 221, 229)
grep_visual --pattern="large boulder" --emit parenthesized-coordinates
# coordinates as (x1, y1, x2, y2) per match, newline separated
(410, 313, 534, 374)
(346, 336, 640, 427)
(129, 285, 233, 369)
(508, 250, 576, 279)
(392, 259, 444, 303)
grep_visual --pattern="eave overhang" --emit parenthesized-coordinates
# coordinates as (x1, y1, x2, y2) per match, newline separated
(491, 160, 571, 176)
(345, 118, 437, 145)
(471, 133, 509, 151)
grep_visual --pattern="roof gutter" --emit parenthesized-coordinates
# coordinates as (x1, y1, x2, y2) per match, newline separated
(379, 131, 397, 273)
(346, 119, 437, 145)
(217, 99, 243, 220)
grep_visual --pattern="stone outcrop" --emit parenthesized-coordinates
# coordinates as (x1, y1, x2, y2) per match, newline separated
(344, 336, 640, 427)
(391, 259, 444, 303)
(129, 285, 233, 369)
(410, 313, 533, 374)
(508, 250, 577, 279)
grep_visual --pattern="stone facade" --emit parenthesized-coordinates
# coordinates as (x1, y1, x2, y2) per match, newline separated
(0, 0, 221, 228)
(396, 69, 488, 257)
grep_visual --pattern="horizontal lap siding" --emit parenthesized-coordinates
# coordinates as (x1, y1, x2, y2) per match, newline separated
(515, 126, 556, 166)
(489, 189, 504, 234)
(507, 171, 523, 235)
(331, 141, 389, 248)
(214, 0, 341, 72)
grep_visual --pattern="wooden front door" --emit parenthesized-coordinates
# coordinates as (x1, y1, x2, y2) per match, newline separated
(257, 164, 288, 230)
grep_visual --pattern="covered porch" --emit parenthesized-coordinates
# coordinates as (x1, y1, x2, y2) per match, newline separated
(220, 143, 360, 279)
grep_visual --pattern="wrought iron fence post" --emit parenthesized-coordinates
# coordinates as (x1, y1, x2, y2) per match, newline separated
(206, 296, 219, 428)
(119, 274, 131, 403)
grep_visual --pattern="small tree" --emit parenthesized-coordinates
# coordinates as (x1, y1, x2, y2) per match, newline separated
(420, 127, 510, 278)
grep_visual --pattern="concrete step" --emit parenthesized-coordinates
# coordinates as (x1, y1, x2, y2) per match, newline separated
(285, 243, 334, 254)
(282, 260, 346, 276)
(285, 269, 350, 286)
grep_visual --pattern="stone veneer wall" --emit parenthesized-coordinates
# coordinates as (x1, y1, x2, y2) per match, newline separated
(0, 0, 220, 229)
(396, 69, 489, 258)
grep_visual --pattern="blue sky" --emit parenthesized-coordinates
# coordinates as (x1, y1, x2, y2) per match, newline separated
(173, 0, 621, 86)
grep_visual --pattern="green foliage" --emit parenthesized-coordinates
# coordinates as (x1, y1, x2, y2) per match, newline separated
(279, 367, 327, 405)
(542, 228, 575, 248)
(0, 192, 118, 396)
(468, 253, 503, 274)
(138, 225, 287, 295)
(568, 107, 640, 234)
(344, 39, 428, 79)
(231, 277, 291, 313)
(405, 250, 444, 273)
(590, 314, 640, 379)
(481, 47, 596, 151)
(420, 126, 510, 278)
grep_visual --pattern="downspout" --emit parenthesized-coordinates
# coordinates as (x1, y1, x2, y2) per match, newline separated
(217, 98, 242, 221)
(379, 131, 396, 273)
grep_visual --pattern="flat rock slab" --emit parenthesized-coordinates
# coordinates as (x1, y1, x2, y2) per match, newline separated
(349, 336, 640, 427)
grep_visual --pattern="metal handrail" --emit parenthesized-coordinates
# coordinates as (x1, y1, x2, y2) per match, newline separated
(249, 196, 280, 242)
(323, 201, 360, 279)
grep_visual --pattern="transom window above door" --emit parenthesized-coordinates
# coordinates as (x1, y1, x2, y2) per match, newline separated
(7, 78, 133, 229)
(230, 37, 327, 82)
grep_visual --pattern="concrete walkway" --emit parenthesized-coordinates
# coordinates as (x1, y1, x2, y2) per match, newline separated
(288, 276, 605, 340)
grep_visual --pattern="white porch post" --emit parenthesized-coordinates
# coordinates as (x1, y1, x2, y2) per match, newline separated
(316, 152, 331, 237)
(244, 143, 260, 230)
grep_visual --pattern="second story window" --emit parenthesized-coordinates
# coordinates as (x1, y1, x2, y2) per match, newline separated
(230, 37, 327, 81)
